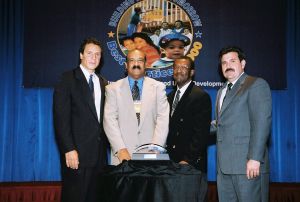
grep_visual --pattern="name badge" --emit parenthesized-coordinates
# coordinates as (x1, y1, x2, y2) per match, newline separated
(134, 101, 141, 113)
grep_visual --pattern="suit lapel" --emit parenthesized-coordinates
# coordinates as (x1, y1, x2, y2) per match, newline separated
(96, 73, 106, 124)
(139, 77, 151, 128)
(171, 82, 194, 118)
(120, 77, 139, 126)
(216, 85, 225, 118)
(168, 89, 176, 117)
(74, 68, 98, 122)
(219, 73, 248, 115)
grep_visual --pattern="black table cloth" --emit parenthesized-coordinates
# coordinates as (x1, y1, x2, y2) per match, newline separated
(98, 160, 206, 202)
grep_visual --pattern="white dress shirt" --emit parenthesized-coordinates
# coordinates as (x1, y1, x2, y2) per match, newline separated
(80, 65, 101, 122)
(173, 80, 192, 104)
(219, 72, 244, 111)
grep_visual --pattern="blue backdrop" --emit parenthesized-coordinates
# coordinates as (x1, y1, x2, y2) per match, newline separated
(0, 0, 299, 182)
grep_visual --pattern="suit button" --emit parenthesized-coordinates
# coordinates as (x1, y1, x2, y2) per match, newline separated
(97, 137, 101, 141)
(180, 118, 183, 122)
(138, 131, 141, 134)
(173, 145, 176, 149)
(176, 132, 179, 136)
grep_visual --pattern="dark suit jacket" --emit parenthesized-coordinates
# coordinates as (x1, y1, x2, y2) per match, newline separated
(53, 67, 108, 168)
(167, 82, 211, 173)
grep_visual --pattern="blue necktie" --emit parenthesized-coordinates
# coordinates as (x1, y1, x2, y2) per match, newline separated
(89, 74, 94, 99)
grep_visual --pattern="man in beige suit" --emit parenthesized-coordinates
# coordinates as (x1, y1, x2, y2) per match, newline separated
(104, 49, 169, 165)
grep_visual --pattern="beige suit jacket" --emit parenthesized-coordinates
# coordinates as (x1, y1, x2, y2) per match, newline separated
(103, 76, 169, 165)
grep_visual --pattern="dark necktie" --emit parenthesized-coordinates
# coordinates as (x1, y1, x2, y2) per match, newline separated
(132, 81, 140, 124)
(171, 90, 180, 116)
(222, 82, 233, 103)
(132, 80, 140, 101)
(89, 74, 94, 99)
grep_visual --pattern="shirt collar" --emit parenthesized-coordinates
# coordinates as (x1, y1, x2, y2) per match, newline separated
(128, 76, 144, 89)
(80, 64, 95, 81)
(177, 80, 192, 94)
(227, 72, 244, 87)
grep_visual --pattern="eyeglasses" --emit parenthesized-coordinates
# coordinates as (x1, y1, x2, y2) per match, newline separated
(173, 65, 190, 70)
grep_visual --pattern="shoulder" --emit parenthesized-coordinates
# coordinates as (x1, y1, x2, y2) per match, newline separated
(145, 77, 166, 88)
(60, 68, 76, 80)
(106, 77, 126, 90)
(247, 75, 270, 90)
(54, 68, 77, 88)
(191, 84, 211, 101)
(96, 73, 108, 86)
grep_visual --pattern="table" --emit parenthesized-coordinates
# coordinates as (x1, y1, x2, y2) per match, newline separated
(99, 160, 206, 202)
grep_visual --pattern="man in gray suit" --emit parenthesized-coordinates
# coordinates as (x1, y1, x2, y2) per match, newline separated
(104, 49, 169, 165)
(214, 46, 272, 202)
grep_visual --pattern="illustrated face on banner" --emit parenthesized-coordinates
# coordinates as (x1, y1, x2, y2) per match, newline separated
(115, 0, 195, 87)
(163, 40, 185, 59)
(123, 39, 136, 51)
(134, 37, 148, 49)
(117, 0, 193, 58)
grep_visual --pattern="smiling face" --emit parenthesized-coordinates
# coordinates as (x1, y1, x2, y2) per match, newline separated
(134, 37, 148, 49)
(80, 43, 101, 73)
(173, 58, 194, 88)
(123, 39, 136, 50)
(221, 51, 246, 83)
(161, 22, 169, 30)
(175, 21, 182, 29)
(164, 40, 185, 59)
(126, 50, 146, 79)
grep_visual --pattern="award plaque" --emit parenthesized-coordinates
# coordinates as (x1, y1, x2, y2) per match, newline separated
(131, 144, 170, 160)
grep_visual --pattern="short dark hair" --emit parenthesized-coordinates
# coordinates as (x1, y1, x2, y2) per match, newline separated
(78, 37, 102, 68)
(134, 7, 142, 13)
(132, 32, 160, 53)
(218, 46, 246, 62)
(174, 20, 183, 26)
(79, 37, 102, 54)
(174, 56, 195, 70)
(119, 36, 133, 46)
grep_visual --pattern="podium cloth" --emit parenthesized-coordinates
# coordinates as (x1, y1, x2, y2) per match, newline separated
(99, 160, 206, 202)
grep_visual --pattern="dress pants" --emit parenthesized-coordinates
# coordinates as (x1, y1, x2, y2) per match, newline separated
(61, 164, 101, 202)
(217, 168, 269, 202)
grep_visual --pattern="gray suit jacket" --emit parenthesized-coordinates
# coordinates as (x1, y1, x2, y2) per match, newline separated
(215, 73, 272, 174)
(104, 76, 169, 165)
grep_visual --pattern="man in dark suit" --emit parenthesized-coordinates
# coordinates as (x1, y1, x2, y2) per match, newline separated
(53, 37, 108, 202)
(166, 56, 212, 201)
(214, 46, 272, 202)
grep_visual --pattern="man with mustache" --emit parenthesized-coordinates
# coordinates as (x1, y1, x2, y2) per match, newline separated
(213, 46, 272, 202)
(104, 49, 169, 164)
(167, 56, 211, 201)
